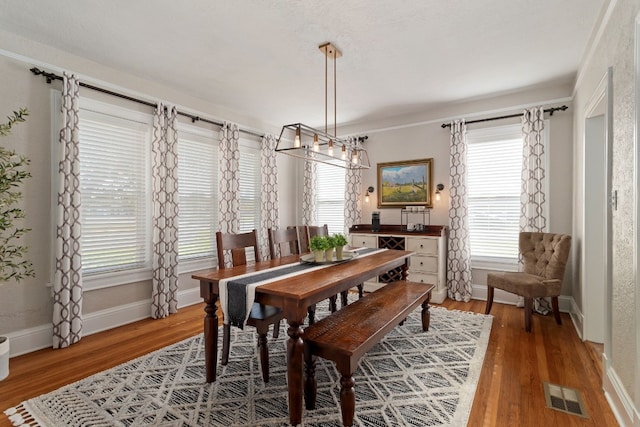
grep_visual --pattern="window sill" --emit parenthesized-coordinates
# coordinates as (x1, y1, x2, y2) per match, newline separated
(83, 267, 153, 291)
(80, 258, 217, 292)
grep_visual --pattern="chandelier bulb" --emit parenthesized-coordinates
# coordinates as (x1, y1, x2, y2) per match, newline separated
(294, 128, 301, 148)
(351, 149, 358, 164)
(328, 139, 334, 156)
(313, 134, 319, 152)
(341, 144, 347, 160)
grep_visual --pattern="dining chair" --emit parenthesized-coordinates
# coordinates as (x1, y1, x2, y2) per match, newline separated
(216, 229, 284, 382)
(485, 232, 571, 332)
(307, 224, 365, 310)
(268, 227, 301, 259)
(268, 227, 324, 324)
(292, 225, 310, 254)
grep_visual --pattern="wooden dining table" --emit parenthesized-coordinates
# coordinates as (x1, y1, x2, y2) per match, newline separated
(192, 248, 413, 426)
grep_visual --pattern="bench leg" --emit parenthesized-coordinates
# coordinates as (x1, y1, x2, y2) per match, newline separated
(339, 370, 356, 427)
(421, 293, 432, 331)
(357, 284, 363, 299)
(303, 346, 317, 410)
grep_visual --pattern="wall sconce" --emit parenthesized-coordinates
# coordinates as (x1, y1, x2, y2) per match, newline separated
(435, 183, 444, 201)
(364, 186, 374, 203)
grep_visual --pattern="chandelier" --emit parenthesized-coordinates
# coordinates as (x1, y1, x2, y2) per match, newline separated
(275, 42, 370, 169)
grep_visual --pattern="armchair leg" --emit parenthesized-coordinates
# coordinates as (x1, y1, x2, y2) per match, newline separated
(485, 286, 494, 314)
(524, 297, 533, 333)
(551, 296, 562, 325)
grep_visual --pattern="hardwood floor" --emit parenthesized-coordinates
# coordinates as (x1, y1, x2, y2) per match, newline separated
(0, 299, 618, 426)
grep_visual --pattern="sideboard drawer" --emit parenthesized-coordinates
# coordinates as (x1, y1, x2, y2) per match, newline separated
(410, 254, 438, 272)
(406, 237, 438, 255)
(408, 272, 439, 287)
(350, 234, 377, 248)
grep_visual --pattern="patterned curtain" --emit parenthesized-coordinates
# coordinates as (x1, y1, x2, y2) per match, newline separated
(259, 134, 279, 260)
(447, 120, 472, 302)
(53, 72, 83, 349)
(521, 106, 550, 313)
(151, 104, 179, 319)
(344, 137, 362, 234)
(302, 158, 317, 225)
(219, 122, 241, 266)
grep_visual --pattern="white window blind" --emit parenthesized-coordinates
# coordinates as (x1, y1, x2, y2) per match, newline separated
(467, 125, 522, 264)
(238, 142, 261, 233)
(316, 162, 346, 235)
(78, 107, 151, 275)
(177, 129, 218, 260)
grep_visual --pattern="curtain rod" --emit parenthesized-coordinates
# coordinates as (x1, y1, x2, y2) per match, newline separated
(30, 67, 265, 139)
(440, 105, 569, 128)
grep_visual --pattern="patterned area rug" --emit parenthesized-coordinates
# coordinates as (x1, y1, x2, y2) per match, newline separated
(4, 301, 492, 427)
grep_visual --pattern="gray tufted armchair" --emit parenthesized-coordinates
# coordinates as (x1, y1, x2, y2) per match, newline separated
(485, 232, 572, 332)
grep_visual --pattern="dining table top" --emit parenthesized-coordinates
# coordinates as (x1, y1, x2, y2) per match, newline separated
(192, 248, 414, 302)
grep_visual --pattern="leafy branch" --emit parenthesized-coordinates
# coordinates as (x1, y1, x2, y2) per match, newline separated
(0, 108, 34, 282)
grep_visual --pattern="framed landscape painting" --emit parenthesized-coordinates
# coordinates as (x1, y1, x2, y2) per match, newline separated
(377, 158, 433, 208)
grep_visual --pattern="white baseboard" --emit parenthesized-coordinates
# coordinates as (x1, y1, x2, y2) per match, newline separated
(568, 297, 584, 340)
(603, 354, 638, 426)
(470, 284, 572, 313)
(6, 287, 202, 357)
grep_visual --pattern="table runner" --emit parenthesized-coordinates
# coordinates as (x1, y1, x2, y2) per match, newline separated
(220, 248, 384, 328)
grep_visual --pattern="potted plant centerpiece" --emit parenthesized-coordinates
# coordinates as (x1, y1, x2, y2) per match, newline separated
(325, 235, 336, 261)
(0, 108, 34, 382)
(333, 233, 348, 260)
(310, 236, 330, 262)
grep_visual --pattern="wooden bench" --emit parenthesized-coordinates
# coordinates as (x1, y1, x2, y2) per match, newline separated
(303, 280, 435, 427)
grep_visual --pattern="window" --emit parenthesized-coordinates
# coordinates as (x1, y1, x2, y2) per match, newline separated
(77, 100, 152, 277)
(238, 140, 261, 233)
(316, 162, 346, 234)
(466, 124, 523, 266)
(177, 126, 218, 261)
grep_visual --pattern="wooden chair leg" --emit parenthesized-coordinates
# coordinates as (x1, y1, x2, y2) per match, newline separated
(552, 296, 562, 325)
(340, 290, 348, 308)
(256, 332, 270, 383)
(524, 297, 533, 333)
(221, 323, 231, 365)
(329, 295, 338, 313)
(272, 320, 281, 339)
(304, 346, 317, 410)
(357, 284, 364, 299)
(308, 304, 316, 325)
(485, 286, 494, 314)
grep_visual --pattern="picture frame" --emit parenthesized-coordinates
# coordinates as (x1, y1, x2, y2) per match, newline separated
(377, 158, 433, 208)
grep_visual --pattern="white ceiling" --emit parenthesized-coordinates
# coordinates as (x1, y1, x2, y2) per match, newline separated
(0, 0, 605, 129)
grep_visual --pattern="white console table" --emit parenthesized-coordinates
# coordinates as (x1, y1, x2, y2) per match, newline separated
(348, 224, 448, 304)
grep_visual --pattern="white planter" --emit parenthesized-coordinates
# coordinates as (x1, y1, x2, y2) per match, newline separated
(0, 336, 8, 381)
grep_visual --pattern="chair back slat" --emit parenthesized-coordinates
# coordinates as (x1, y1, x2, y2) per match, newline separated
(216, 229, 260, 269)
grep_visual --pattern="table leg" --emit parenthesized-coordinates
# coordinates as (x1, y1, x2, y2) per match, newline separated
(421, 292, 432, 332)
(287, 320, 304, 426)
(204, 296, 219, 383)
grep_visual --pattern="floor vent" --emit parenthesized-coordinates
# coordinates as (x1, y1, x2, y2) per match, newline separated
(543, 382, 589, 418)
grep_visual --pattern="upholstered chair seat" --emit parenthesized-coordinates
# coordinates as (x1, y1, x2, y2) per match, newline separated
(486, 273, 561, 298)
(485, 232, 571, 332)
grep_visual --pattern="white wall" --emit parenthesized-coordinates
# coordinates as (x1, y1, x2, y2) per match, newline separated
(341, 85, 574, 294)
(0, 33, 297, 350)
(572, 0, 639, 422)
